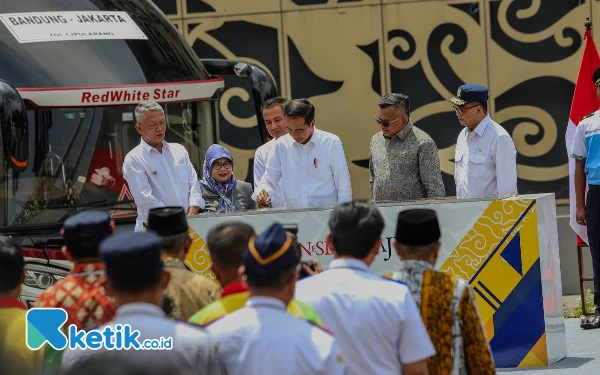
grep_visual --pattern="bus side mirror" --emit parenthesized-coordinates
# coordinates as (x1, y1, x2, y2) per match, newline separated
(0, 80, 29, 172)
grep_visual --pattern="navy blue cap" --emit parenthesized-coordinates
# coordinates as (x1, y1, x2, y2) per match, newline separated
(62, 211, 112, 255)
(449, 84, 489, 106)
(99, 231, 163, 288)
(243, 223, 300, 276)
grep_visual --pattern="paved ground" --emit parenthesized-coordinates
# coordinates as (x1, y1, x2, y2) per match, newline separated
(497, 319, 600, 374)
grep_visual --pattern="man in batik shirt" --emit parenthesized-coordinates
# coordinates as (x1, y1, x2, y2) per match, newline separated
(146, 206, 217, 320)
(387, 208, 496, 375)
(35, 211, 116, 329)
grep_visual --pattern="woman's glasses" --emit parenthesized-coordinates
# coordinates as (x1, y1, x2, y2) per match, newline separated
(212, 161, 232, 170)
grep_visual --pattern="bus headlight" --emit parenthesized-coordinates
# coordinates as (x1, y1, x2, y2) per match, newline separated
(23, 263, 69, 290)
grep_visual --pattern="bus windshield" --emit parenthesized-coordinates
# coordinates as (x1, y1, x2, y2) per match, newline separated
(4, 100, 218, 227)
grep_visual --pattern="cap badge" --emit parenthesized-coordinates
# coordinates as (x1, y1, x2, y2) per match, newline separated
(457, 87, 462, 96)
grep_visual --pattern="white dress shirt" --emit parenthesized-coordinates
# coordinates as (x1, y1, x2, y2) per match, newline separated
(61, 303, 225, 375)
(256, 128, 352, 209)
(205, 296, 347, 375)
(253, 139, 285, 209)
(294, 259, 436, 375)
(454, 115, 518, 199)
(123, 138, 205, 231)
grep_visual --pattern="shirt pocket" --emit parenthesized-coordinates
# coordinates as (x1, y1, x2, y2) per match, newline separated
(467, 153, 487, 178)
(174, 163, 189, 184)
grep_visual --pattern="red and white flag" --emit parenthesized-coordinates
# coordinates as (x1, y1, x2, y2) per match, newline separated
(567, 26, 600, 245)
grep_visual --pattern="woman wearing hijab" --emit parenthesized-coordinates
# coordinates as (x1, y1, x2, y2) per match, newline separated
(200, 144, 256, 213)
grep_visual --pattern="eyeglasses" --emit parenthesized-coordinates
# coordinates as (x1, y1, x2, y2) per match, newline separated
(212, 161, 232, 170)
(375, 116, 403, 127)
(453, 104, 480, 115)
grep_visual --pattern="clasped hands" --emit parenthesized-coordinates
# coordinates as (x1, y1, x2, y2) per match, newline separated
(256, 190, 272, 209)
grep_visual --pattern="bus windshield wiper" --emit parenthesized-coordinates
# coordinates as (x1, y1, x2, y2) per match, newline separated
(43, 199, 135, 210)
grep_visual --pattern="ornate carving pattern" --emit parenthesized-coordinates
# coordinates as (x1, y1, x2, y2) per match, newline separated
(167, 0, 587, 200)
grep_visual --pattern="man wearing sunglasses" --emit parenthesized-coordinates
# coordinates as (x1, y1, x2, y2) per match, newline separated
(450, 84, 518, 199)
(369, 93, 445, 203)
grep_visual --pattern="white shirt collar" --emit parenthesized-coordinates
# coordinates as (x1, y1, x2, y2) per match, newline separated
(328, 258, 370, 273)
(115, 302, 167, 318)
(140, 137, 169, 154)
(245, 296, 287, 310)
(471, 115, 491, 137)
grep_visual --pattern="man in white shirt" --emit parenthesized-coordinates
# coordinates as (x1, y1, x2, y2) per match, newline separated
(255, 99, 352, 209)
(294, 201, 436, 375)
(123, 101, 204, 231)
(253, 97, 288, 209)
(450, 84, 518, 199)
(205, 222, 347, 375)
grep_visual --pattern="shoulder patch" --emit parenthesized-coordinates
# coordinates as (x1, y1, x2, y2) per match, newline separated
(307, 320, 334, 336)
(580, 112, 595, 122)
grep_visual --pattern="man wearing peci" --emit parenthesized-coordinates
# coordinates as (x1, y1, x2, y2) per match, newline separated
(370, 93, 445, 202)
(253, 97, 289, 209)
(123, 101, 205, 232)
(256, 99, 352, 209)
(450, 84, 518, 199)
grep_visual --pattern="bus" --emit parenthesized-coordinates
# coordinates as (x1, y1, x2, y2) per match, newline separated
(0, 0, 276, 307)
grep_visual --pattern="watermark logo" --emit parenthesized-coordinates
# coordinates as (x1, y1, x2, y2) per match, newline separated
(26, 308, 172, 350)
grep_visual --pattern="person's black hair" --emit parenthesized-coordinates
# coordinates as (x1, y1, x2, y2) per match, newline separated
(0, 237, 24, 294)
(206, 221, 255, 269)
(261, 96, 288, 113)
(378, 93, 410, 118)
(329, 201, 385, 258)
(284, 99, 315, 125)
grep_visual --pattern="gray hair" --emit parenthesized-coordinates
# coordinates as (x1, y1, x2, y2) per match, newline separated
(135, 101, 164, 123)
(161, 232, 190, 255)
(396, 240, 438, 256)
(378, 93, 410, 117)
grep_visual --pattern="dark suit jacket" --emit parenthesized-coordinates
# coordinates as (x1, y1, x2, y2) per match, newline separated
(200, 180, 256, 212)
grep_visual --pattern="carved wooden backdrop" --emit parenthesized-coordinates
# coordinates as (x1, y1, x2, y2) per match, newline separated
(153, 0, 596, 201)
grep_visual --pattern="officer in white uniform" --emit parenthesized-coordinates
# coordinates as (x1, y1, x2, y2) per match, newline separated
(205, 223, 347, 375)
(294, 201, 435, 375)
(123, 101, 205, 232)
(449, 84, 518, 199)
(61, 231, 225, 375)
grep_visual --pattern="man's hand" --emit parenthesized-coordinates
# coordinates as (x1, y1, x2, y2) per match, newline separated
(188, 206, 200, 215)
(576, 204, 587, 226)
(301, 258, 323, 276)
(257, 190, 272, 208)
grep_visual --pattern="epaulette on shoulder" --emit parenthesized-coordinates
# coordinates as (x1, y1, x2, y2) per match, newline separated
(580, 112, 595, 122)
(307, 320, 334, 336)
(381, 275, 407, 286)
(186, 316, 223, 330)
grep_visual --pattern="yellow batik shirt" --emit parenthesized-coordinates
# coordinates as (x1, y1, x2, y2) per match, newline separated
(388, 260, 496, 375)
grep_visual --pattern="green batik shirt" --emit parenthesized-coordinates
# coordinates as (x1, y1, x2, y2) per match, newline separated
(369, 122, 445, 202)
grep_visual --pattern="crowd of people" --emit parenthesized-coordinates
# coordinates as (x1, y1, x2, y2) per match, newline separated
(0, 202, 496, 375)
(121, 82, 519, 228)
(0, 82, 532, 374)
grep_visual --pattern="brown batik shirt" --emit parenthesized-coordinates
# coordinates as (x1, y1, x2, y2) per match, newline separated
(388, 260, 496, 375)
(162, 255, 218, 321)
(369, 122, 445, 202)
